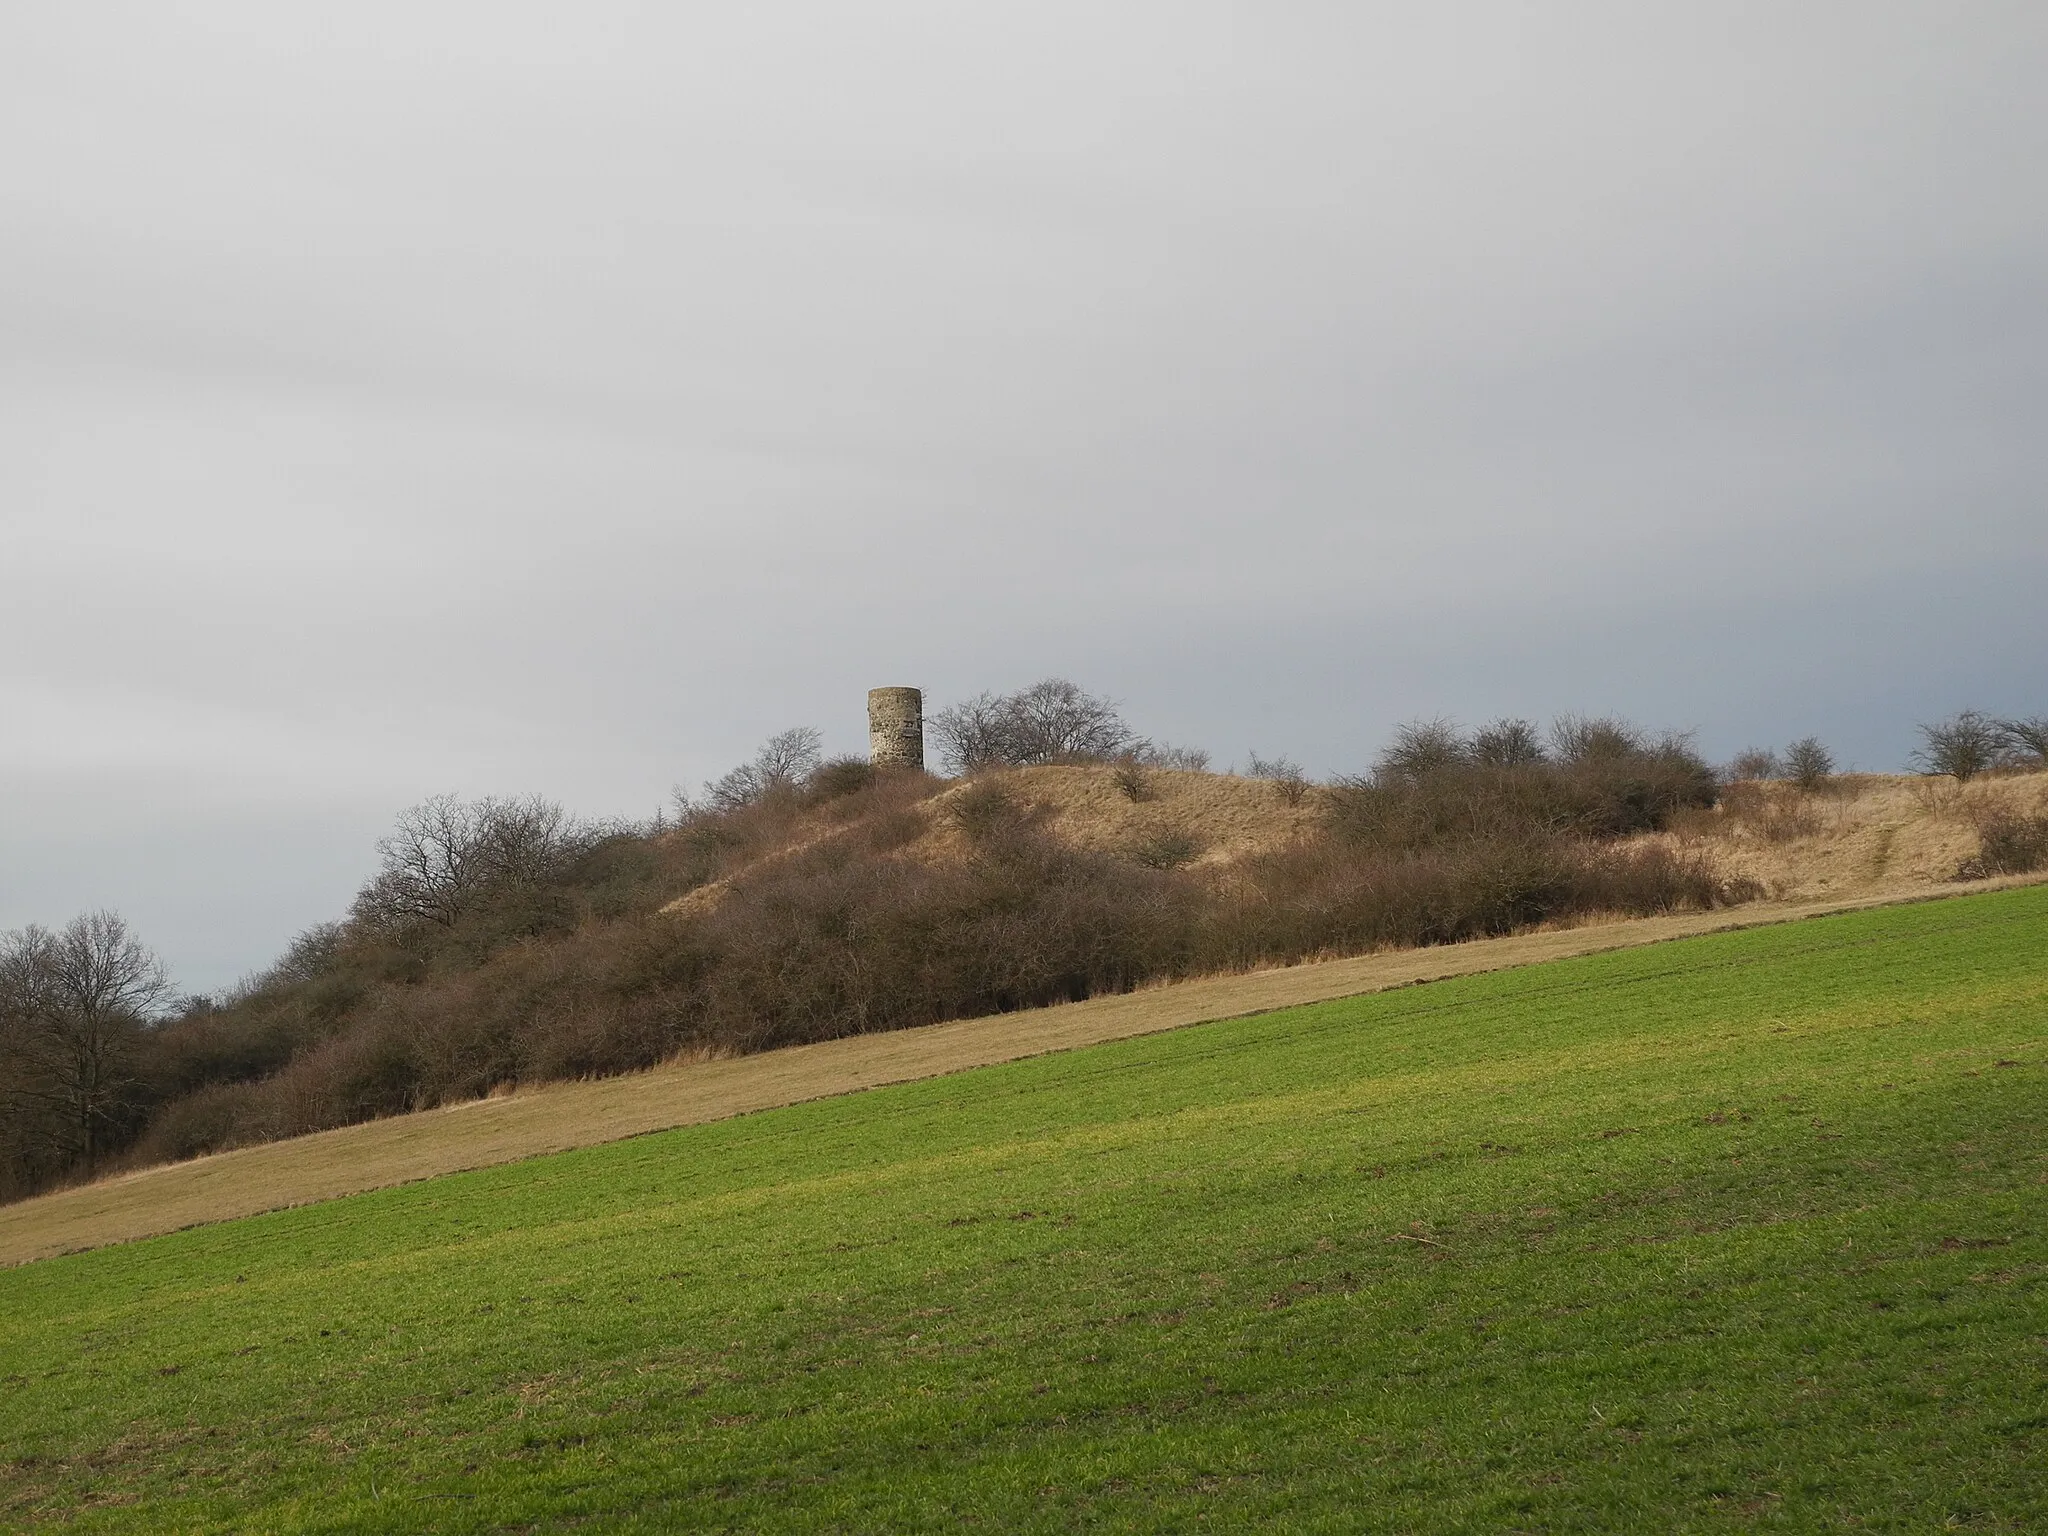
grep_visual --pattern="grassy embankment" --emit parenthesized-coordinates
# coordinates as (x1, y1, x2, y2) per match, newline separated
(2, 886, 2043, 1532)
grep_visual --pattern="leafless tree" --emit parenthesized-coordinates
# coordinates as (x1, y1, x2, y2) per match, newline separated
(755, 726, 824, 787)
(692, 727, 826, 813)
(0, 912, 172, 1175)
(930, 680, 1136, 772)
(1783, 737, 1835, 791)
(1006, 679, 1135, 762)
(352, 794, 584, 930)
(1997, 715, 2048, 768)
(1913, 711, 2002, 782)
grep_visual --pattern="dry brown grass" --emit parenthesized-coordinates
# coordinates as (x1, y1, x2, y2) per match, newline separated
(671, 766, 2048, 916)
(663, 766, 1319, 914)
(6, 876, 2041, 1270)
(1650, 770, 2048, 900)
(918, 765, 1323, 868)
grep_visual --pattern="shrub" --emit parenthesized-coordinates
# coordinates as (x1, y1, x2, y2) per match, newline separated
(1957, 810, 2048, 880)
(809, 757, 877, 799)
(1783, 737, 1835, 792)
(1997, 715, 2048, 768)
(1472, 719, 1546, 768)
(1246, 752, 1311, 806)
(1914, 711, 2002, 782)
(946, 780, 1045, 849)
(1726, 748, 1782, 782)
(1715, 782, 1821, 843)
(1141, 744, 1212, 772)
(1131, 830, 1203, 870)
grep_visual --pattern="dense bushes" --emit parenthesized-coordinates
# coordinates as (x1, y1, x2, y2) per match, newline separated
(1327, 716, 1718, 847)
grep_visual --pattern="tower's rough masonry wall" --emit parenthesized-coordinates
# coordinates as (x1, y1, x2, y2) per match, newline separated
(867, 687, 924, 770)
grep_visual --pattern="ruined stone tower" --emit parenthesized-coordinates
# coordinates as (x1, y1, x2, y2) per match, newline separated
(867, 687, 924, 770)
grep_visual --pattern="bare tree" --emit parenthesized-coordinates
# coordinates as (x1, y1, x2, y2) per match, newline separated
(754, 726, 824, 788)
(1997, 715, 2048, 768)
(928, 692, 1012, 773)
(1913, 711, 2002, 782)
(1783, 737, 1834, 791)
(930, 680, 1136, 773)
(692, 727, 826, 813)
(352, 794, 583, 930)
(0, 912, 171, 1175)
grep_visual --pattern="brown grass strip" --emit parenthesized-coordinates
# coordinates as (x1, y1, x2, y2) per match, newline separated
(2, 879, 2036, 1268)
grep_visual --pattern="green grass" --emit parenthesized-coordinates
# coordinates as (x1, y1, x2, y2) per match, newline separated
(3, 888, 2045, 1533)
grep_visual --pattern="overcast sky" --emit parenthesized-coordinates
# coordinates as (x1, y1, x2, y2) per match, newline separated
(4, 2, 2045, 992)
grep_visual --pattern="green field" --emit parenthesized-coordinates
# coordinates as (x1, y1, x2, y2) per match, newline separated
(3, 889, 2044, 1533)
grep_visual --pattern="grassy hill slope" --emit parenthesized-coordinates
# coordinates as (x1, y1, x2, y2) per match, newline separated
(3, 886, 2044, 1532)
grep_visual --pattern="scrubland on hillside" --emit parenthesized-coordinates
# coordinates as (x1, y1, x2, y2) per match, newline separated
(2, 889, 2041, 1531)
(4, 691, 2044, 1206)
(1654, 770, 2048, 900)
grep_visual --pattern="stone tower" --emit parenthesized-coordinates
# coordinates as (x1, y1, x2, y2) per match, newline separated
(867, 687, 924, 770)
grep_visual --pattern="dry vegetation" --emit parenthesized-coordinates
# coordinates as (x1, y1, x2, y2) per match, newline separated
(6, 685, 2044, 1210)
(1649, 770, 2048, 900)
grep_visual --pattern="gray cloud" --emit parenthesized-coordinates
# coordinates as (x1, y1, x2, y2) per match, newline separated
(3, 2, 2045, 989)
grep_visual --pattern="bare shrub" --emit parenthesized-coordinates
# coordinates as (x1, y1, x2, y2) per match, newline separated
(1200, 836, 1730, 974)
(1550, 715, 1642, 765)
(1472, 719, 1546, 768)
(1331, 717, 1713, 848)
(1997, 715, 2048, 768)
(1111, 758, 1151, 802)
(1727, 748, 1782, 782)
(1246, 752, 1311, 806)
(1914, 711, 2002, 782)
(1142, 744, 1212, 772)
(1374, 720, 1469, 783)
(1783, 737, 1835, 792)
(1957, 809, 2048, 879)
(809, 757, 876, 799)
(947, 781, 1035, 846)
(1131, 830, 1203, 870)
